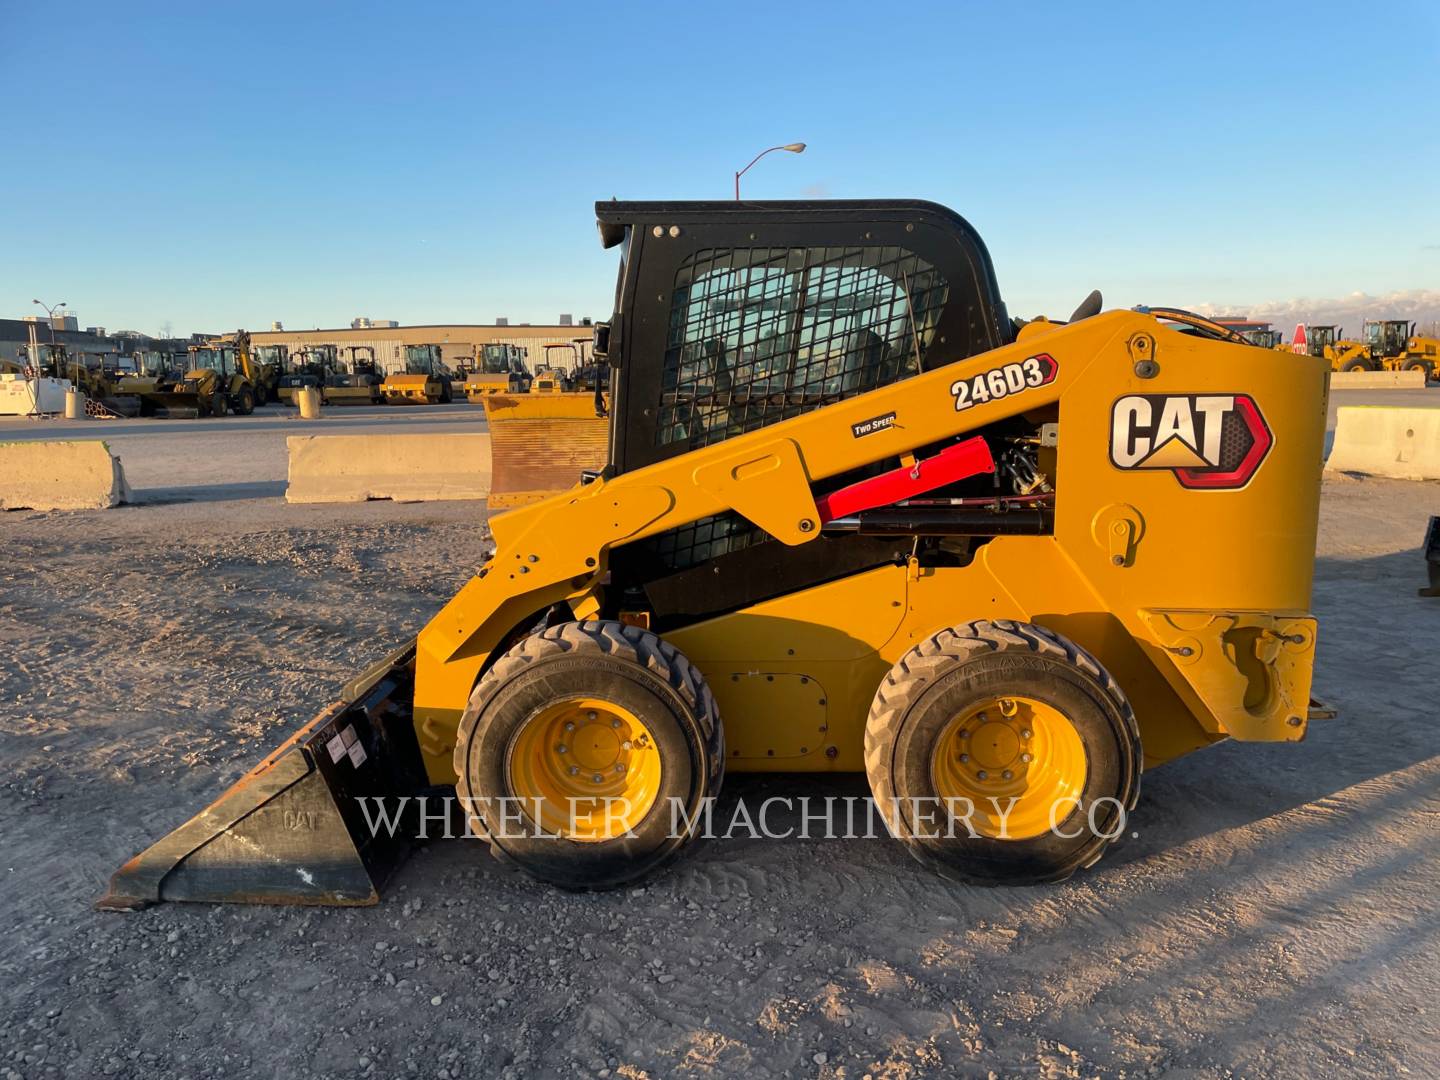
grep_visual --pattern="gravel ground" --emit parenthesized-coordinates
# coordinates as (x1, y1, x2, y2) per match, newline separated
(1, 463, 1437, 1079)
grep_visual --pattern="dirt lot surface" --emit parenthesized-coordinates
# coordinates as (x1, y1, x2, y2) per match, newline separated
(2, 400, 1438, 1079)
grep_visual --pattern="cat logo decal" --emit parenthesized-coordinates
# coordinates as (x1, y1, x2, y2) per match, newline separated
(1110, 394, 1272, 489)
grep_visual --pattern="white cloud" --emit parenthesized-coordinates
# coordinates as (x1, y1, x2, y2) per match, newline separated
(1188, 289, 1440, 334)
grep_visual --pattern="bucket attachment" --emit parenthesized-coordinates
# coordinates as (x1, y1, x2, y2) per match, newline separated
(143, 390, 208, 418)
(98, 643, 434, 910)
(98, 396, 143, 419)
(482, 392, 609, 508)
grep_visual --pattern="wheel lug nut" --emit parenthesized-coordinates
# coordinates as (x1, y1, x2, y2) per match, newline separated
(592, 773, 603, 783)
(1021, 729, 1032, 739)
(1002, 770, 1013, 780)
(977, 770, 989, 780)
(959, 754, 969, 763)
(614, 763, 625, 773)
(556, 744, 567, 754)
(564, 722, 575, 732)
(976, 713, 987, 722)
(621, 740, 633, 750)
(611, 718, 621, 729)
(586, 711, 597, 721)
(1021, 752, 1032, 763)
(569, 766, 579, 776)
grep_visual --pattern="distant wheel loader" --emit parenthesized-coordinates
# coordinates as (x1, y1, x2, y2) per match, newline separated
(1361, 319, 1436, 378)
(102, 199, 1330, 910)
(1297, 324, 1372, 371)
(383, 344, 455, 404)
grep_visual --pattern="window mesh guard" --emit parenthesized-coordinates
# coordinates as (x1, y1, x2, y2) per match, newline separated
(643, 244, 949, 573)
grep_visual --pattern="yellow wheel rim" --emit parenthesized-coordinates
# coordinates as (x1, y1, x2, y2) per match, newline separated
(930, 695, 1088, 840)
(506, 697, 663, 841)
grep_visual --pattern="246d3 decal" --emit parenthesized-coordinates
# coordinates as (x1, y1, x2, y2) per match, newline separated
(950, 353, 1057, 411)
(1110, 394, 1272, 489)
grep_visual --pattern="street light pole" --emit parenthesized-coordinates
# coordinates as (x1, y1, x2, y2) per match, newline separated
(31, 298, 67, 349)
(734, 143, 807, 200)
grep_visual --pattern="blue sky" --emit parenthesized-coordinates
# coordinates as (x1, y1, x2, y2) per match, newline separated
(3, 0, 1437, 335)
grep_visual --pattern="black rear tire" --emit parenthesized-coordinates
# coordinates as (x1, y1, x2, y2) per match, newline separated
(454, 620, 723, 889)
(864, 619, 1141, 886)
(234, 387, 255, 416)
(1340, 357, 1373, 372)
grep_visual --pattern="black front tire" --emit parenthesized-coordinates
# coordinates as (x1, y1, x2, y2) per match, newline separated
(454, 620, 724, 889)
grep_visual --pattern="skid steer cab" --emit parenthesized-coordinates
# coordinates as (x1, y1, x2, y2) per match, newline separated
(102, 199, 1330, 910)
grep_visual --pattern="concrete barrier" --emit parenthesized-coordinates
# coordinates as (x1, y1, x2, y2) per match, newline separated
(1325, 406, 1440, 481)
(286, 433, 492, 503)
(0, 440, 131, 511)
(1329, 370, 1428, 389)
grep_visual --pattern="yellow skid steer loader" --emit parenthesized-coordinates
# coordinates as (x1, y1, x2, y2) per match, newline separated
(102, 200, 1330, 909)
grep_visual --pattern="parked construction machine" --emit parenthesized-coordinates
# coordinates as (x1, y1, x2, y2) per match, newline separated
(384, 344, 455, 404)
(571, 337, 611, 393)
(125, 332, 265, 417)
(1361, 319, 1436, 377)
(531, 344, 578, 393)
(251, 345, 288, 404)
(325, 346, 386, 405)
(278, 344, 338, 405)
(102, 199, 1330, 909)
(1296, 324, 1370, 371)
(1240, 328, 1284, 350)
(462, 343, 531, 400)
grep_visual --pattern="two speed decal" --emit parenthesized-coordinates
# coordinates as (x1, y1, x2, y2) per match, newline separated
(950, 353, 1057, 411)
(1110, 394, 1272, 489)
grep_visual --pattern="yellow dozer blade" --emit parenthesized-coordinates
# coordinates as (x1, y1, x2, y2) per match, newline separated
(482, 392, 609, 508)
(98, 646, 434, 909)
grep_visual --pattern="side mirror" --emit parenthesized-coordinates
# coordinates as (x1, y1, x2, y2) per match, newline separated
(592, 322, 611, 361)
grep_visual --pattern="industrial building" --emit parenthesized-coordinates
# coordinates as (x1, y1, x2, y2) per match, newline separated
(0, 317, 194, 367)
(249, 320, 597, 374)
